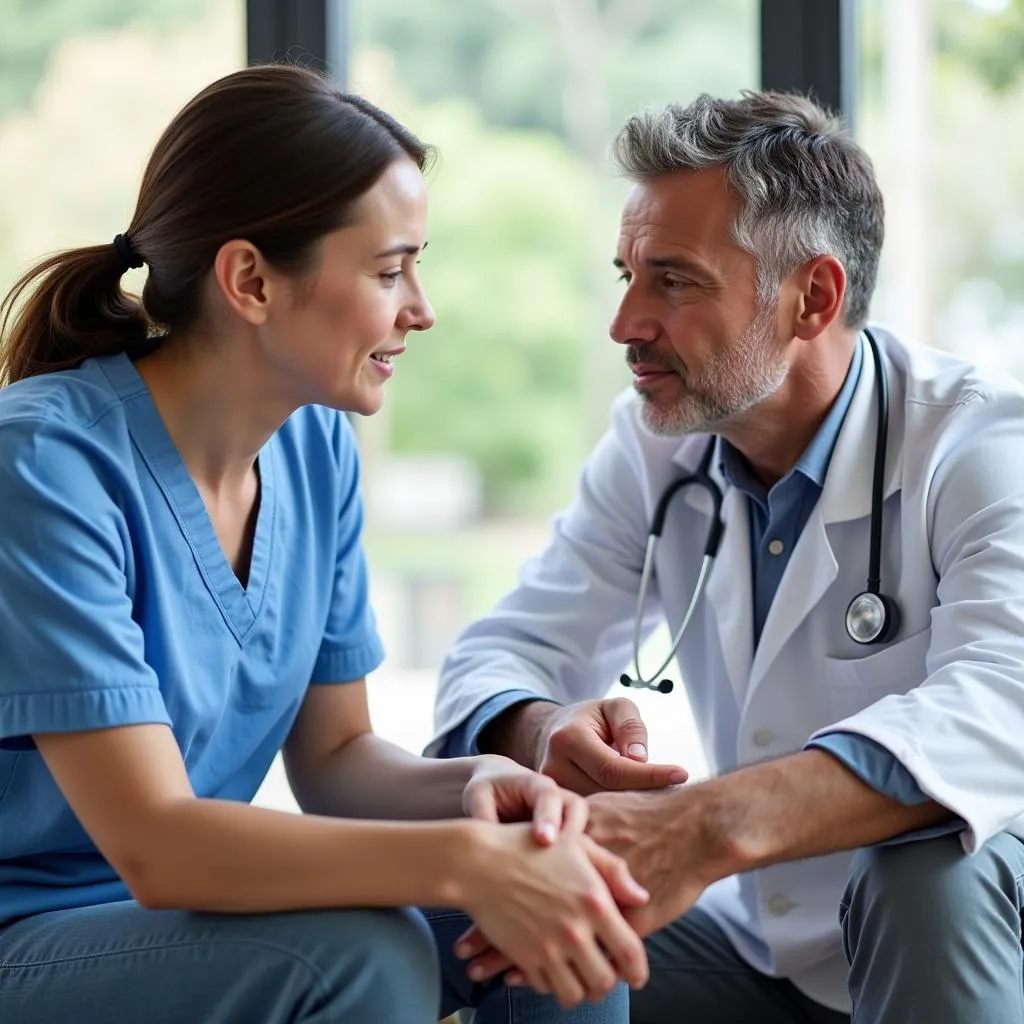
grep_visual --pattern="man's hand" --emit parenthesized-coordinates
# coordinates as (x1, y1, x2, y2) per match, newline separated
(585, 788, 720, 936)
(462, 755, 588, 845)
(536, 698, 689, 795)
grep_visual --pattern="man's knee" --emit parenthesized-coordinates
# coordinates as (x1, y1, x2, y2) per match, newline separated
(841, 833, 1020, 948)
(847, 834, 1002, 905)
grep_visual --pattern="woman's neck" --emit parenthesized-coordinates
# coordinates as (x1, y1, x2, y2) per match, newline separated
(133, 332, 293, 493)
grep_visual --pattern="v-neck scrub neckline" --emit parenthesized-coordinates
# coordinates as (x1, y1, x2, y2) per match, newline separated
(98, 353, 277, 644)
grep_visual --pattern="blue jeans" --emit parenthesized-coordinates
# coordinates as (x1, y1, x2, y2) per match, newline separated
(632, 832, 1024, 1023)
(0, 901, 626, 1024)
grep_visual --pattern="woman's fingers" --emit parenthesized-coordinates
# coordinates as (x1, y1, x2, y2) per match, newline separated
(564, 932, 620, 1003)
(530, 784, 563, 845)
(463, 780, 500, 823)
(591, 895, 650, 990)
(583, 836, 649, 907)
(539, 954, 586, 1009)
(454, 923, 490, 961)
(465, 948, 514, 981)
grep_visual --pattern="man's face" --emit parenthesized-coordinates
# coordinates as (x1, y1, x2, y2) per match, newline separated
(610, 167, 787, 436)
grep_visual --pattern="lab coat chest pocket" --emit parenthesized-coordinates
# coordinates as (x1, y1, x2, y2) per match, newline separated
(823, 628, 931, 718)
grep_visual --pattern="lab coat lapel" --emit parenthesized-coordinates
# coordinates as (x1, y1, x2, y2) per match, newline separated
(746, 335, 902, 697)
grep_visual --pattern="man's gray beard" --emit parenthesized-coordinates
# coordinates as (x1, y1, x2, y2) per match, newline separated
(639, 304, 787, 437)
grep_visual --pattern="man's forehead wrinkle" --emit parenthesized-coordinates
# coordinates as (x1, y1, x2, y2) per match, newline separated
(617, 224, 721, 275)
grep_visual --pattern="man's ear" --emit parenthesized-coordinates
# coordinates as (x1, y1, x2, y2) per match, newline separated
(791, 254, 847, 341)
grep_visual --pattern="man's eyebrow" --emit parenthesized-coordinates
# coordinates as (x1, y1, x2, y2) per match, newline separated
(374, 241, 428, 259)
(613, 254, 710, 275)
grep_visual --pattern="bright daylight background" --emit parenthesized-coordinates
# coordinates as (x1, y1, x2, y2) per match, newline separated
(2, 0, 1023, 811)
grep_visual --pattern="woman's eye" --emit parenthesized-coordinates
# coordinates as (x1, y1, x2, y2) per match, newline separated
(380, 271, 402, 287)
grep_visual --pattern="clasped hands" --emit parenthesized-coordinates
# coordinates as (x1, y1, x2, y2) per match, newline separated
(457, 698, 701, 1007)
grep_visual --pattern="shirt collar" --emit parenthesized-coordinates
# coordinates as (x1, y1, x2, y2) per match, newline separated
(719, 335, 865, 496)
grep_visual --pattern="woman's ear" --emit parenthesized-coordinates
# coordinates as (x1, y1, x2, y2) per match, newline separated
(212, 240, 273, 326)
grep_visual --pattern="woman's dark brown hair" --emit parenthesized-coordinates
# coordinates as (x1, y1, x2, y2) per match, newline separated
(0, 64, 433, 384)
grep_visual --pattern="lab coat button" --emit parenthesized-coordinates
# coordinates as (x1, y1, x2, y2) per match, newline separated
(753, 728, 775, 748)
(768, 895, 795, 916)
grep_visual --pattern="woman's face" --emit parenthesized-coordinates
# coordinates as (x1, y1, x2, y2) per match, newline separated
(257, 157, 434, 416)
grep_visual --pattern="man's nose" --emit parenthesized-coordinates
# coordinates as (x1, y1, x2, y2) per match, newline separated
(609, 290, 658, 347)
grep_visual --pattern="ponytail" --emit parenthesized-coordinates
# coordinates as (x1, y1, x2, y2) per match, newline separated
(0, 241, 150, 386)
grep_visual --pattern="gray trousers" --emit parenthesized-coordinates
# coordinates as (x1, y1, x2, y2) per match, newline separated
(631, 832, 1024, 1023)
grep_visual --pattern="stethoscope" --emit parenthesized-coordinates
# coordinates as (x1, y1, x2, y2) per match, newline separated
(620, 328, 901, 694)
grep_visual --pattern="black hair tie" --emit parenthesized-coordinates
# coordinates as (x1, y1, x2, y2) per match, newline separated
(113, 233, 145, 271)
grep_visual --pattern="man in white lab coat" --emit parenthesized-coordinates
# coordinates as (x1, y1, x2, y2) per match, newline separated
(432, 91, 1024, 1022)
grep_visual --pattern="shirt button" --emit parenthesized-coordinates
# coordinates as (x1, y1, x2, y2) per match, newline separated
(753, 728, 775, 748)
(768, 895, 795, 916)
(768, 538, 785, 556)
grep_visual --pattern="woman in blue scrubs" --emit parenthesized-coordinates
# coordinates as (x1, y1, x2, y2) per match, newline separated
(0, 64, 648, 1024)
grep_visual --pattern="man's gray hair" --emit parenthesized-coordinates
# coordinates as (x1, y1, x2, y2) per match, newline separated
(611, 92, 884, 328)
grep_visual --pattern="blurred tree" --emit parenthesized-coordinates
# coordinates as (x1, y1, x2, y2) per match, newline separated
(0, 0, 210, 116)
(355, 0, 757, 140)
(935, 0, 1024, 92)
(385, 100, 604, 513)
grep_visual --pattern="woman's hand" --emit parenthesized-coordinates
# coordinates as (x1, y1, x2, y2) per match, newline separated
(456, 822, 650, 1009)
(463, 755, 589, 845)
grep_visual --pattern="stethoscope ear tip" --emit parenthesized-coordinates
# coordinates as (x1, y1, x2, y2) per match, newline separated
(620, 673, 675, 694)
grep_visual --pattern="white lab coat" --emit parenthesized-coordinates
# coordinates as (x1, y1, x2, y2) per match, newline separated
(430, 327, 1024, 1012)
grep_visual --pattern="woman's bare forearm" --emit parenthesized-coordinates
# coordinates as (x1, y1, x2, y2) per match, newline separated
(131, 798, 483, 912)
(287, 732, 495, 819)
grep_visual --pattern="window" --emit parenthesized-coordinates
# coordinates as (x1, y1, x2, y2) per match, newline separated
(859, 0, 1024, 374)
(348, 1, 757, 771)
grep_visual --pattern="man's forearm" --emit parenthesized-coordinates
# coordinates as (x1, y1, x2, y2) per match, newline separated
(478, 700, 560, 769)
(694, 748, 955, 878)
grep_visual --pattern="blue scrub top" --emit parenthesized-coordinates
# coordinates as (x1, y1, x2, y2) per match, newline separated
(0, 353, 384, 926)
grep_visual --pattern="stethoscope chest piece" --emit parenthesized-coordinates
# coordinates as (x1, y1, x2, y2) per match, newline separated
(845, 590, 900, 645)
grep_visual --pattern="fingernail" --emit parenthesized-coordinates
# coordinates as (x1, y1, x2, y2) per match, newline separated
(669, 770, 687, 784)
(627, 743, 647, 759)
(469, 965, 485, 980)
(537, 822, 557, 843)
(455, 943, 470, 959)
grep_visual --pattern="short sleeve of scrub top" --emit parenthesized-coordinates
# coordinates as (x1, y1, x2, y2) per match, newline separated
(0, 416, 171, 746)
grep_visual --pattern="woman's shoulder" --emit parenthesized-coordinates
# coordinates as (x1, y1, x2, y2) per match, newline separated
(0, 357, 126, 432)
(0, 358, 133, 484)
